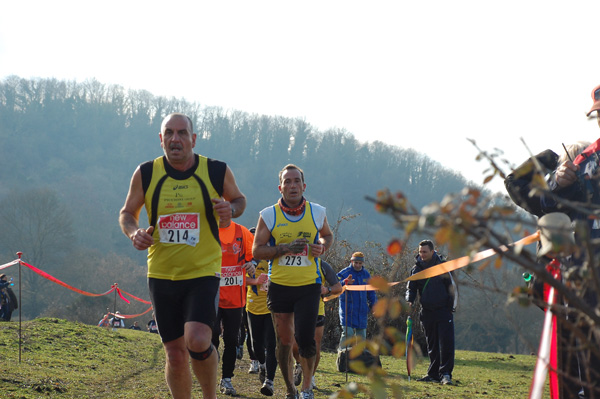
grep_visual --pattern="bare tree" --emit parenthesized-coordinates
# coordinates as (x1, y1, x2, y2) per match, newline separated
(0, 188, 74, 317)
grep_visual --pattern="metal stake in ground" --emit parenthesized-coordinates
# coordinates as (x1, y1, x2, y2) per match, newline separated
(113, 283, 118, 317)
(344, 287, 348, 382)
(17, 251, 22, 363)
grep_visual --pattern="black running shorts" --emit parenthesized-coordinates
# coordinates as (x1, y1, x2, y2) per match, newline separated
(148, 276, 219, 343)
(267, 282, 321, 358)
(316, 314, 325, 328)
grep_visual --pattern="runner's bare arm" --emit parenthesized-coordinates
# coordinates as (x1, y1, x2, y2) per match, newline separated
(213, 165, 247, 224)
(308, 216, 334, 257)
(252, 216, 294, 260)
(119, 167, 154, 250)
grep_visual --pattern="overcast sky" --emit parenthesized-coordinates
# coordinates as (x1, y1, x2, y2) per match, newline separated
(2, 1, 600, 194)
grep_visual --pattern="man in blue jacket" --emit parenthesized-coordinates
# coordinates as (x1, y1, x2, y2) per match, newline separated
(337, 251, 377, 350)
(406, 240, 457, 386)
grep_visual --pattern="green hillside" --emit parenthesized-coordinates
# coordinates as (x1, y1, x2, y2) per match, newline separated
(0, 77, 544, 357)
(0, 318, 543, 398)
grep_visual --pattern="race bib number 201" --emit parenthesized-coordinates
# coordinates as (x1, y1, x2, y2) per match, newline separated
(157, 213, 200, 247)
(220, 266, 244, 286)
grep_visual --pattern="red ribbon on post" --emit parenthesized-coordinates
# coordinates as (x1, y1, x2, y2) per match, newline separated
(115, 287, 130, 304)
(19, 260, 116, 297)
(0, 256, 153, 319)
(529, 259, 561, 399)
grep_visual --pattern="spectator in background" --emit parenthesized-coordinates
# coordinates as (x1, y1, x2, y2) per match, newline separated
(337, 252, 377, 350)
(0, 274, 17, 321)
(406, 240, 457, 386)
(109, 311, 126, 330)
(98, 314, 110, 328)
(504, 142, 589, 218)
(504, 142, 589, 398)
(129, 321, 142, 330)
(147, 313, 158, 334)
(535, 84, 600, 397)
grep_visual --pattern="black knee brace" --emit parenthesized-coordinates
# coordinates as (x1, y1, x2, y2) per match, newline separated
(298, 341, 317, 359)
(188, 343, 214, 361)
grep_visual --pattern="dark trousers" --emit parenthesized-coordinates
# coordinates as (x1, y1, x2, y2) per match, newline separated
(239, 307, 256, 360)
(248, 311, 278, 380)
(421, 312, 455, 379)
(212, 307, 243, 379)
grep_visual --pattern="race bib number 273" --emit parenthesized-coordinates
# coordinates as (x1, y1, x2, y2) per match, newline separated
(157, 213, 200, 247)
(279, 245, 311, 267)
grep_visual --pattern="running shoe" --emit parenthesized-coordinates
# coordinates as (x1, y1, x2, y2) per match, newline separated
(300, 389, 314, 399)
(248, 359, 260, 374)
(441, 374, 453, 385)
(260, 379, 274, 396)
(219, 378, 237, 396)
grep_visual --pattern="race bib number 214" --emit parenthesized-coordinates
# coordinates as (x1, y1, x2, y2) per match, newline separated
(157, 213, 200, 247)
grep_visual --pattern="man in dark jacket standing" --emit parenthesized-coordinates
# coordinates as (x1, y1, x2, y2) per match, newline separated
(406, 240, 457, 386)
(337, 251, 377, 350)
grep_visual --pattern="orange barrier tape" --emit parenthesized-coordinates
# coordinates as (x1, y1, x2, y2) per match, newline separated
(346, 282, 400, 291)
(109, 306, 153, 319)
(119, 288, 152, 305)
(323, 286, 345, 302)
(324, 282, 401, 302)
(324, 232, 540, 302)
(405, 231, 540, 281)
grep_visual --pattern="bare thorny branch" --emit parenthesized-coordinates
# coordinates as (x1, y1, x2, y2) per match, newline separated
(339, 142, 600, 398)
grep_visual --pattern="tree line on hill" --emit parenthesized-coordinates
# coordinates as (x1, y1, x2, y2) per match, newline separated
(0, 76, 542, 354)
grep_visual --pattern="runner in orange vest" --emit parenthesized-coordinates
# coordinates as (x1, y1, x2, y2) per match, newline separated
(212, 220, 256, 396)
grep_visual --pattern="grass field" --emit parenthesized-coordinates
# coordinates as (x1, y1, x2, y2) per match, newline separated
(0, 318, 543, 398)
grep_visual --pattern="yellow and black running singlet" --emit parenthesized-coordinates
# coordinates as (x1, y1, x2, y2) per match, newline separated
(142, 155, 225, 281)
